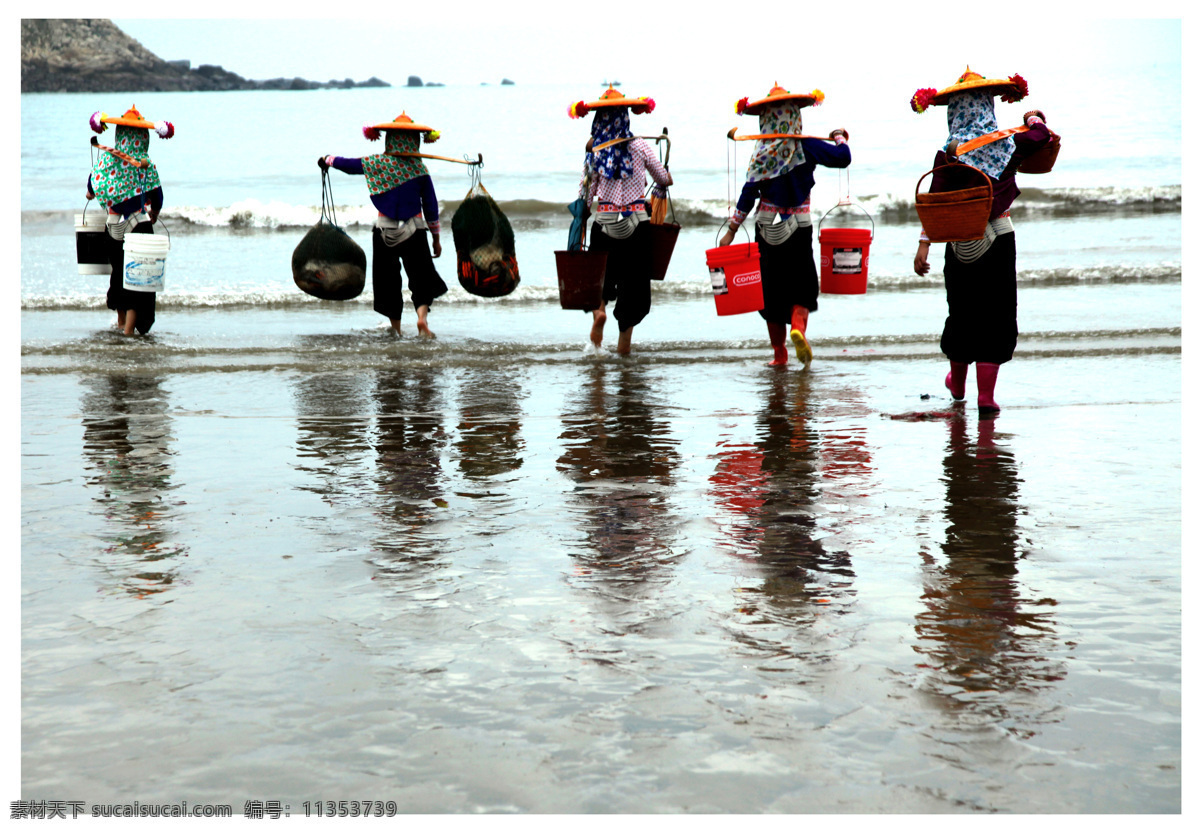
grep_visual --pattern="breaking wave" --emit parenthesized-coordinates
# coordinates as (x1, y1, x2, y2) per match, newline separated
(27, 184, 1178, 232)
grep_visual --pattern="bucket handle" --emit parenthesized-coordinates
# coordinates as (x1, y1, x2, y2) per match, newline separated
(915, 163, 993, 201)
(83, 196, 170, 244)
(818, 202, 874, 238)
(715, 217, 751, 248)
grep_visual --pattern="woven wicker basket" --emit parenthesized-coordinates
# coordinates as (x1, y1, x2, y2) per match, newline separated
(1018, 131, 1061, 174)
(915, 164, 993, 243)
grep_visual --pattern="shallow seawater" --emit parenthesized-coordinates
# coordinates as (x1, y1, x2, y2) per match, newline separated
(21, 60, 1184, 811)
(20, 313, 1181, 811)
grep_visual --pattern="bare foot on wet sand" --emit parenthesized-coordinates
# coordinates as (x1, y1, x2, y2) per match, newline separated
(616, 327, 633, 356)
(590, 309, 607, 347)
(416, 320, 436, 339)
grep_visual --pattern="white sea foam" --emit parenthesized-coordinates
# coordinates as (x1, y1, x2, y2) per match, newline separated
(149, 182, 1180, 231)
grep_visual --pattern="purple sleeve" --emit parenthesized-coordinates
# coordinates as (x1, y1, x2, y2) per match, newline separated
(735, 179, 762, 215)
(420, 175, 440, 226)
(331, 156, 365, 175)
(1011, 121, 1052, 164)
(801, 137, 851, 169)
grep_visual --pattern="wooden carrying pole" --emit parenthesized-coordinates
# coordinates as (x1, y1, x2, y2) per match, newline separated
(947, 124, 1061, 174)
(389, 151, 483, 166)
(591, 134, 670, 153)
(726, 127, 836, 143)
(949, 125, 1030, 157)
(90, 135, 149, 168)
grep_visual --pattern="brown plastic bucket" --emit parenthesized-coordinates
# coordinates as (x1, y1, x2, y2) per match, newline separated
(645, 222, 680, 281)
(915, 164, 993, 243)
(554, 250, 608, 310)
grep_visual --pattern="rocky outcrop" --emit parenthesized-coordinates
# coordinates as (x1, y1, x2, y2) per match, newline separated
(21, 19, 392, 93)
(23, 19, 189, 93)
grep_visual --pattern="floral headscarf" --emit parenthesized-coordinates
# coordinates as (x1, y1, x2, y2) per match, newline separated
(746, 101, 806, 184)
(362, 129, 430, 195)
(946, 90, 1014, 179)
(586, 107, 634, 181)
(90, 124, 162, 211)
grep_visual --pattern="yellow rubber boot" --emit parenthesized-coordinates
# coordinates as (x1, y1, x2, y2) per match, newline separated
(789, 306, 812, 369)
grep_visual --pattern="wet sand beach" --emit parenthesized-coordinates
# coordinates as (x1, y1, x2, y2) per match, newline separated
(19, 43, 1183, 811)
(20, 294, 1181, 813)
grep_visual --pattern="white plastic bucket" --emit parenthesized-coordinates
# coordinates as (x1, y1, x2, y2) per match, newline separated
(75, 213, 110, 275)
(123, 233, 170, 292)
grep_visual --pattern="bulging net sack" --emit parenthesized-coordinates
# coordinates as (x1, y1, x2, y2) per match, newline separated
(451, 182, 520, 298)
(292, 170, 366, 301)
(291, 221, 367, 301)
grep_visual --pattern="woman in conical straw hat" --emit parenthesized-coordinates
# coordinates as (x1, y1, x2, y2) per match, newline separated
(320, 112, 448, 338)
(910, 67, 1051, 416)
(718, 83, 850, 369)
(87, 105, 174, 335)
(569, 85, 672, 355)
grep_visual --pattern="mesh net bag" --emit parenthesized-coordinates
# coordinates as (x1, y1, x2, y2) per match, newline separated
(291, 220, 367, 301)
(451, 182, 520, 298)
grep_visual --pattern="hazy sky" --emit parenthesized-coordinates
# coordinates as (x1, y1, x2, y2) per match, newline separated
(108, 8, 1183, 89)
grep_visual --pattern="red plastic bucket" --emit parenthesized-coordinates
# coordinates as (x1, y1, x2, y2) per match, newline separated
(705, 242, 763, 316)
(554, 250, 608, 310)
(818, 227, 872, 294)
(817, 202, 874, 295)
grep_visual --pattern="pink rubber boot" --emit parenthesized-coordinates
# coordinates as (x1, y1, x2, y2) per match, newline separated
(976, 362, 1001, 415)
(945, 361, 968, 401)
(766, 322, 788, 366)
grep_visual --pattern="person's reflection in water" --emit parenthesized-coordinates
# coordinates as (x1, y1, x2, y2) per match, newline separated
(455, 366, 524, 482)
(557, 364, 682, 622)
(812, 380, 874, 503)
(80, 373, 186, 599)
(914, 416, 1063, 719)
(711, 373, 855, 655)
(370, 367, 452, 576)
(293, 371, 374, 512)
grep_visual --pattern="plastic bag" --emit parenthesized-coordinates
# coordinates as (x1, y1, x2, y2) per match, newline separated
(451, 182, 519, 298)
